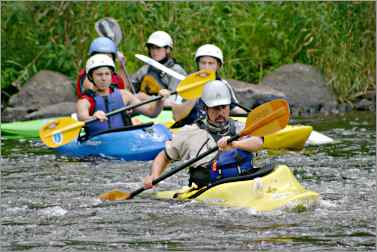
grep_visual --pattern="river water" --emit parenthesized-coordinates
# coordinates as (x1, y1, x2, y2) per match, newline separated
(1, 112, 375, 251)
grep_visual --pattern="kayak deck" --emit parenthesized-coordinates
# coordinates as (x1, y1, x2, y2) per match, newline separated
(154, 165, 319, 212)
(263, 125, 313, 150)
(55, 124, 172, 161)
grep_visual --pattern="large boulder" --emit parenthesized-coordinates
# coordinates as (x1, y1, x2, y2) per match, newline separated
(2, 70, 76, 121)
(261, 63, 338, 115)
(25, 102, 77, 120)
(227, 79, 287, 110)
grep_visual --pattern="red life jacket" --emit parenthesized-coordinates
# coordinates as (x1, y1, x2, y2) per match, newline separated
(79, 85, 116, 115)
(75, 68, 126, 97)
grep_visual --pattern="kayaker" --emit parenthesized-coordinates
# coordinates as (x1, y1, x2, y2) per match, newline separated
(144, 80, 263, 189)
(77, 54, 169, 138)
(170, 44, 247, 127)
(75, 36, 129, 97)
(131, 31, 187, 105)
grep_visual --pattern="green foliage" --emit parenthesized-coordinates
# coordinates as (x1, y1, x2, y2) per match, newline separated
(2, 2, 375, 103)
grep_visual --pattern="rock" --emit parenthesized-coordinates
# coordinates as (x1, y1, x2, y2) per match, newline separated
(354, 98, 374, 111)
(227, 79, 287, 110)
(261, 63, 338, 115)
(25, 102, 76, 120)
(3, 70, 75, 122)
(1, 107, 29, 122)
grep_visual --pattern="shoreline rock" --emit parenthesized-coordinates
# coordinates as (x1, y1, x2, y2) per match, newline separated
(1, 66, 375, 122)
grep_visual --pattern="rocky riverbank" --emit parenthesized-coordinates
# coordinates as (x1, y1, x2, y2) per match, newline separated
(1, 64, 375, 122)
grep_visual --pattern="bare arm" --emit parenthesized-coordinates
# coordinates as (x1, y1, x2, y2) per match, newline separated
(120, 89, 165, 117)
(218, 136, 263, 152)
(76, 99, 92, 121)
(76, 98, 107, 122)
(171, 99, 196, 121)
(144, 151, 171, 189)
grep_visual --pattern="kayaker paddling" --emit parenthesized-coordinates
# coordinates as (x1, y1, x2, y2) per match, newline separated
(170, 44, 247, 127)
(76, 37, 130, 97)
(144, 80, 263, 189)
(131, 31, 187, 106)
(76, 54, 170, 138)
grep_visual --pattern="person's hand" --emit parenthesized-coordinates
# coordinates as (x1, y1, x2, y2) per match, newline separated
(93, 111, 108, 122)
(116, 51, 126, 65)
(217, 136, 233, 151)
(163, 99, 176, 108)
(143, 175, 155, 189)
(158, 89, 171, 100)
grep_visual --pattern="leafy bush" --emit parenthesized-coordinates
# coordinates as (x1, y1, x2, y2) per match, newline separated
(1, 2, 375, 103)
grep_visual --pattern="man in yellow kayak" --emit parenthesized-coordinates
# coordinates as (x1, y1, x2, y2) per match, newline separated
(144, 80, 263, 189)
(171, 44, 247, 127)
(76, 54, 169, 138)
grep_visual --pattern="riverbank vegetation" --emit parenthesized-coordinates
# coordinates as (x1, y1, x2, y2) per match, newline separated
(2, 1, 375, 104)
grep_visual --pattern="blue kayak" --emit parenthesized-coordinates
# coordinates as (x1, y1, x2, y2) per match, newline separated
(56, 123, 172, 161)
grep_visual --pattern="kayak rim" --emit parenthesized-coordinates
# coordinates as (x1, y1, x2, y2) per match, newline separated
(187, 163, 275, 200)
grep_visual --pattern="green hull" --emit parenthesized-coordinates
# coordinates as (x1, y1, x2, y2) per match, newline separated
(1, 117, 59, 139)
(0, 111, 174, 139)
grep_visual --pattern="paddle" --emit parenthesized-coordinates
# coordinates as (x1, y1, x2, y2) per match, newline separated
(98, 98, 290, 202)
(95, 17, 137, 94)
(135, 54, 252, 113)
(39, 69, 216, 148)
(135, 54, 186, 81)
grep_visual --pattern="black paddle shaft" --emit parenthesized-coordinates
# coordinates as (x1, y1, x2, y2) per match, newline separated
(85, 92, 177, 124)
(128, 133, 241, 199)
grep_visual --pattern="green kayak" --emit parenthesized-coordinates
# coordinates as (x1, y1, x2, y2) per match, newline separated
(1, 117, 60, 139)
(0, 111, 174, 139)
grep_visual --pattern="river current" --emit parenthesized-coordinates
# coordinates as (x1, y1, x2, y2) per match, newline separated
(1, 112, 375, 251)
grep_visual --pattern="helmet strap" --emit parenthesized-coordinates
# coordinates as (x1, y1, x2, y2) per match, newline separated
(203, 115, 230, 137)
(158, 56, 169, 65)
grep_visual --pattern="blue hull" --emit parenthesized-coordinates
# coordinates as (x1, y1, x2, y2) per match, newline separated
(56, 124, 172, 161)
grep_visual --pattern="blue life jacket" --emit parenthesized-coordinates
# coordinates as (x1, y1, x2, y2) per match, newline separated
(85, 88, 131, 138)
(188, 118, 254, 187)
(208, 148, 254, 183)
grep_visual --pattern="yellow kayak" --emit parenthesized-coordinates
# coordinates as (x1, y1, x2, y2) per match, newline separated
(138, 112, 314, 150)
(168, 122, 312, 151)
(263, 125, 313, 150)
(154, 165, 319, 212)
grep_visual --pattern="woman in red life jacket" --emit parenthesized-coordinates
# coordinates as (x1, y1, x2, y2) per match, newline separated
(75, 37, 129, 98)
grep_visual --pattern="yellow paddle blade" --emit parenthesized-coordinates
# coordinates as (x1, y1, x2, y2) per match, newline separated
(98, 190, 130, 201)
(242, 99, 290, 137)
(39, 117, 84, 148)
(176, 69, 216, 100)
(140, 74, 161, 95)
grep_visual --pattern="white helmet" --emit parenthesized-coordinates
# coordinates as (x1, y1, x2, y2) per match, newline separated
(86, 54, 115, 76)
(195, 44, 223, 65)
(146, 31, 173, 48)
(201, 80, 231, 107)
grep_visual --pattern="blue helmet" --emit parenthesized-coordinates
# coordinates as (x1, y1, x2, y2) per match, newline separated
(88, 37, 117, 56)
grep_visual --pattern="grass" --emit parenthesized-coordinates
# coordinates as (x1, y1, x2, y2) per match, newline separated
(1, 2, 375, 104)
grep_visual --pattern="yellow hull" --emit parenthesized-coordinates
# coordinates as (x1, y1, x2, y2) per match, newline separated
(138, 111, 313, 150)
(154, 165, 319, 212)
(263, 125, 313, 150)
(169, 122, 312, 151)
